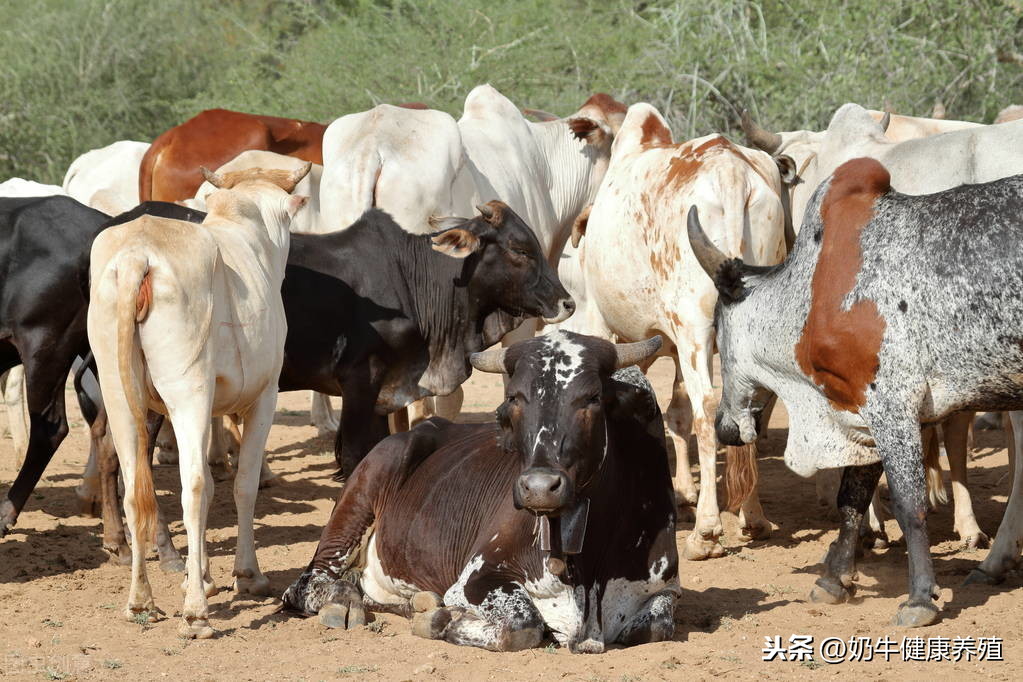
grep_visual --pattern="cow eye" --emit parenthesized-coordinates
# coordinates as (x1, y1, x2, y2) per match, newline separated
(506, 394, 517, 404)
(588, 393, 601, 405)
(512, 247, 531, 259)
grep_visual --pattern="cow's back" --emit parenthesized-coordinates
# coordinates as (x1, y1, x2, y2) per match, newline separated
(321, 105, 467, 233)
(63, 140, 149, 215)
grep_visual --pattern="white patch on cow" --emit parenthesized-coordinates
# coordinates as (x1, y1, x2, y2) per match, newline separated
(524, 565, 586, 647)
(532, 425, 550, 455)
(442, 554, 485, 609)
(541, 330, 587, 388)
(359, 535, 421, 605)
(489, 533, 499, 543)
(597, 556, 678, 644)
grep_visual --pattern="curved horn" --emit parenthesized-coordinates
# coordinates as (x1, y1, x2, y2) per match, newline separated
(288, 161, 313, 189)
(740, 110, 782, 153)
(470, 348, 508, 374)
(476, 203, 494, 219)
(200, 166, 225, 188)
(879, 111, 891, 132)
(687, 206, 730, 279)
(614, 336, 663, 369)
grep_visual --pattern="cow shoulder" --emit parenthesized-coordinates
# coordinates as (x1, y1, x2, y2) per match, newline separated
(794, 158, 891, 412)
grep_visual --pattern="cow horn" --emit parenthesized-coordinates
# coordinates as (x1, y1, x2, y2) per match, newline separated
(289, 161, 313, 189)
(740, 110, 781, 153)
(879, 111, 891, 132)
(470, 348, 507, 374)
(476, 203, 494, 219)
(687, 206, 730, 279)
(200, 166, 225, 188)
(614, 336, 663, 369)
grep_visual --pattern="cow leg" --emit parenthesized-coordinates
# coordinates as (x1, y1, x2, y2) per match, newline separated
(310, 392, 339, 436)
(810, 462, 882, 604)
(945, 411, 989, 549)
(336, 376, 388, 481)
(76, 427, 103, 517)
(155, 418, 178, 465)
(208, 417, 237, 481)
(665, 361, 698, 506)
(967, 410, 1023, 584)
(616, 589, 678, 647)
(678, 333, 725, 561)
(232, 389, 275, 597)
(91, 407, 130, 565)
(431, 577, 544, 652)
(738, 487, 775, 541)
(2, 366, 28, 469)
(861, 487, 890, 550)
(873, 415, 940, 627)
(171, 403, 216, 639)
(431, 388, 464, 422)
(388, 409, 410, 434)
(0, 354, 73, 536)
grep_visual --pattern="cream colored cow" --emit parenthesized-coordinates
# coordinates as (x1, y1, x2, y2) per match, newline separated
(87, 164, 309, 638)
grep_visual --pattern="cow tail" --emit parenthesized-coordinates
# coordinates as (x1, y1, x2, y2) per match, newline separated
(725, 443, 757, 512)
(116, 254, 156, 549)
(923, 427, 948, 508)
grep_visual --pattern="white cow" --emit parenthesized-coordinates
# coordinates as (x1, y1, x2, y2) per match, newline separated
(569, 103, 787, 560)
(87, 164, 309, 638)
(63, 140, 149, 216)
(995, 104, 1023, 124)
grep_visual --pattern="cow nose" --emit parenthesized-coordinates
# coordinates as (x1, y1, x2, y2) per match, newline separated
(516, 468, 572, 514)
(715, 411, 745, 447)
(544, 297, 576, 324)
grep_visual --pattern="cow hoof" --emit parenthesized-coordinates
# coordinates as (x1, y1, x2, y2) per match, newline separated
(682, 533, 725, 561)
(809, 577, 853, 605)
(740, 518, 775, 541)
(234, 573, 271, 597)
(77, 494, 101, 518)
(963, 568, 1002, 586)
(258, 472, 280, 489)
(124, 605, 159, 623)
(960, 531, 990, 550)
(105, 544, 132, 566)
(0, 499, 16, 536)
(178, 618, 216, 639)
(330, 469, 347, 484)
(859, 530, 890, 551)
(892, 602, 939, 628)
(411, 607, 452, 640)
(318, 601, 366, 630)
(209, 461, 233, 482)
(160, 557, 186, 573)
(411, 591, 443, 613)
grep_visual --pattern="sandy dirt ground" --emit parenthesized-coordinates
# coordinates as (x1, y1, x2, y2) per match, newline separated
(0, 357, 1019, 681)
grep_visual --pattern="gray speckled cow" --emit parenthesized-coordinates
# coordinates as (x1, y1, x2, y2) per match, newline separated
(688, 156, 1023, 627)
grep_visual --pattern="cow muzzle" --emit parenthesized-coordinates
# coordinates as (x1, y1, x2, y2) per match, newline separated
(515, 467, 573, 514)
(715, 411, 749, 447)
(543, 297, 576, 324)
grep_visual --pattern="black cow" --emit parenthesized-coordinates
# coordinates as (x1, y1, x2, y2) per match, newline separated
(0, 197, 203, 537)
(277, 200, 574, 478)
(281, 332, 678, 653)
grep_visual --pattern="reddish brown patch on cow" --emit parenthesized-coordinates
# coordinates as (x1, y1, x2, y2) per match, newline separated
(794, 158, 891, 412)
(136, 273, 152, 322)
(664, 136, 734, 188)
(640, 113, 673, 148)
(397, 102, 429, 110)
(582, 93, 627, 116)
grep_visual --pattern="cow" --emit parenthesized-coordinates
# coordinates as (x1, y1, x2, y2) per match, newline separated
(740, 106, 985, 227)
(63, 140, 150, 215)
(139, 109, 326, 202)
(559, 103, 788, 560)
(686, 156, 1023, 627)
(277, 200, 574, 479)
(0, 195, 203, 542)
(0, 179, 67, 465)
(88, 164, 310, 637)
(281, 332, 678, 653)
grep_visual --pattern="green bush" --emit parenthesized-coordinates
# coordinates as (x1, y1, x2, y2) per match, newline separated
(1, 0, 1019, 184)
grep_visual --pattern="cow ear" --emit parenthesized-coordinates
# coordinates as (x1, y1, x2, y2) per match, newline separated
(571, 205, 591, 248)
(567, 117, 611, 147)
(286, 195, 309, 217)
(774, 155, 798, 185)
(431, 228, 481, 258)
(428, 215, 468, 232)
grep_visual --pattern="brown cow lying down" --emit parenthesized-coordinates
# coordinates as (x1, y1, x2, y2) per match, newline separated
(281, 332, 679, 653)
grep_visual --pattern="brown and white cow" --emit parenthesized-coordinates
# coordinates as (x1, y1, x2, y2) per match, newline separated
(560, 103, 788, 560)
(139, 109, 326, 202)
(281, 332, 678, 653)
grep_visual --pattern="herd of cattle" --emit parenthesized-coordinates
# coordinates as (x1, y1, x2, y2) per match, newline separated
(1, 87, 1023, 652)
